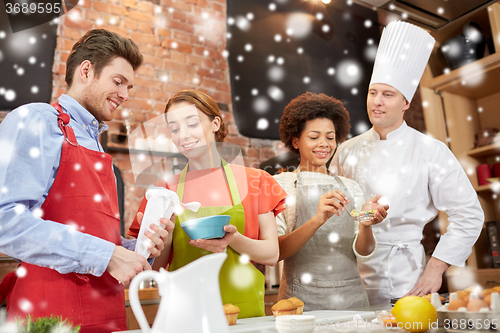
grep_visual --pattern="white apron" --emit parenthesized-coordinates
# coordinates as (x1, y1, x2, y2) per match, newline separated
(358, 232, 425, 304)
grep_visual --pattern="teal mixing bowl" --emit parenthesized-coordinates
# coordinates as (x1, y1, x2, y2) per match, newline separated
(180, 215, 231, 240)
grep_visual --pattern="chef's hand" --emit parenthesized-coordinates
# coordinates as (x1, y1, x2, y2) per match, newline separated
(313, 190, 349, 225)
(188, 224, 238, 253)
(135, 212, 175, 258)
(406, 257, 449, 296)
(107, 246, 151, 286)
(359, 195, 389, 227)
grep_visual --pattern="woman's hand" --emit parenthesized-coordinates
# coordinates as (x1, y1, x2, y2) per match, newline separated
(188, 224, 238, 253)
(359, 195, 389, 227)
(135, 212, 175, 258)
(312, 190, 349, 226)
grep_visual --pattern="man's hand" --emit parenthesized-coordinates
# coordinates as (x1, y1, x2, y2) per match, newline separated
(135, 212, 175, 258)
(359, 195, 389, 227)
(407, 257, 450, 296)
(107, 246, 151, 286)
(188, 224, 237, 253)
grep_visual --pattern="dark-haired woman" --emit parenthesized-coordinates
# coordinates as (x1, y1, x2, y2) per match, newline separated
(128, 90, 287, 318)
(274, 92, 389, 310)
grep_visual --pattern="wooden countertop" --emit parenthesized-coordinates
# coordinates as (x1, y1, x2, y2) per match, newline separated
(124, 288, 159, 302)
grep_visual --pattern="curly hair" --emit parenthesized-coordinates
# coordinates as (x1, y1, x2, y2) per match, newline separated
(65, 29, 143, 88)
(164, 90, 227, 142)
(279, 92, 351, 154)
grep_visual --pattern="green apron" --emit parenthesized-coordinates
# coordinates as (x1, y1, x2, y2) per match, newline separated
(169, 160, 266, 318)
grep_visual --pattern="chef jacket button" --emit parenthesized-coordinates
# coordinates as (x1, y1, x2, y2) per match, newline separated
(88, 270, 94, 274)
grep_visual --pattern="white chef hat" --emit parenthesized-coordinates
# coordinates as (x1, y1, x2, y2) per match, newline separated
(369, 20, 436, 102)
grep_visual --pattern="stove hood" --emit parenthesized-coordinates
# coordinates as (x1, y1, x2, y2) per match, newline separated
(352, 0, 499, 30)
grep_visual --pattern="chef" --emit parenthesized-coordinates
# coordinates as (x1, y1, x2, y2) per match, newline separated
(0, 29, 171, 332)
(330, 21, 484, 304)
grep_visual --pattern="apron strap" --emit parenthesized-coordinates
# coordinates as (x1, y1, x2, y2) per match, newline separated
(52, 102, 78, 147)
(385, 242, 422, 291)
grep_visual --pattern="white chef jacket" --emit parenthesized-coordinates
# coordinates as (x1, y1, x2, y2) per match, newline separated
(330, 122, 484, 304)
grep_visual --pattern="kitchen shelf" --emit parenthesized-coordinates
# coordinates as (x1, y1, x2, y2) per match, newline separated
(467, 142, 500, 158)
(428, 52, 500, 99)
(475, 183, 500, 192)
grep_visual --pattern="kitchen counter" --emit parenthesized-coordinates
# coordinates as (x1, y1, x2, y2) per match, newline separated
(114, 303, 500, 333)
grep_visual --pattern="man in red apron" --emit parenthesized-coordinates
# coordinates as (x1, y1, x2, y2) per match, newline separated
(0, 30, 169, 332)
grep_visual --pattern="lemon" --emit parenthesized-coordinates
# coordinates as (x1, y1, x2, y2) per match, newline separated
(391, 296, 437, 332)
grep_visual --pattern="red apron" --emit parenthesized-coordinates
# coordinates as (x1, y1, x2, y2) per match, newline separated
(8, 103, 127, 332)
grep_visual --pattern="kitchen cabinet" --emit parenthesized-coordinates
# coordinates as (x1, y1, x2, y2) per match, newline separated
(124, 288, 160, 330)
(420, 3, 500, 290)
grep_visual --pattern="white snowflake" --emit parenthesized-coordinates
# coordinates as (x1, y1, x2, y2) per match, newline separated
(32, 207, 43, 218)
(268, 86, 284, 101)
(29, 147, 40, 158)
(256, 118, 269, 130)
(328, 232, 339, 243)
(239, 253, 250, 264)
(16, 266, 27, 278)
(301, 273, 312, 284)
(4, 89, 16, 101)
(253, 97, 270, 113)
(336, 60, 362, 87)
(286, 13, 312, 39)
(18, 298, 33, 313)
(74, 163, 81, 171)
(94, 194, 102, 202)
(355, 122, 369, 134)
(236, 16, 251, 31)
(268, 66, 284, 82)
(14, 204, 25, 215)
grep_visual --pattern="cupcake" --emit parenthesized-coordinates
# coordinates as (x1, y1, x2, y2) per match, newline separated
(288, 297, 304, 315)
(223, 303, 240, 325)
(271, 299, 297, 317)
